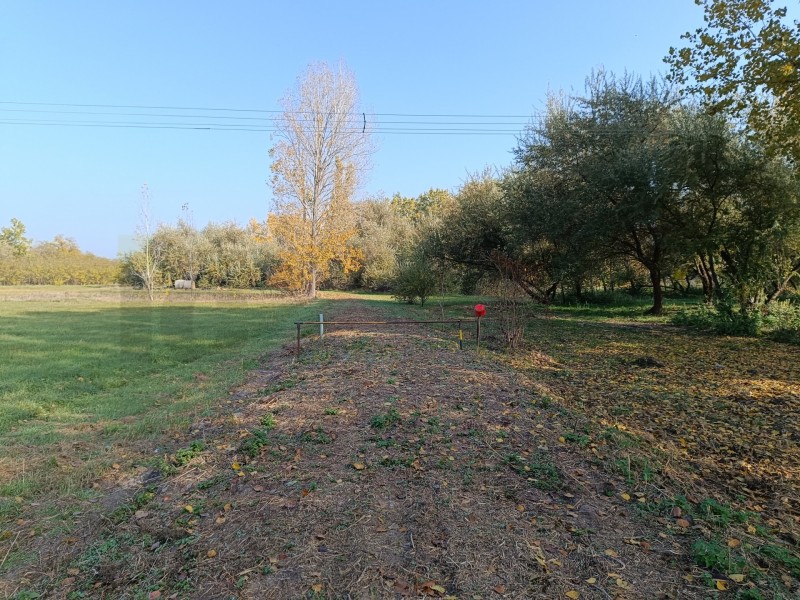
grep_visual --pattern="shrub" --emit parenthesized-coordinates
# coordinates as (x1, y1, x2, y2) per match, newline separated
(673, 299, 800, 343)
(392, 259, 437, 306)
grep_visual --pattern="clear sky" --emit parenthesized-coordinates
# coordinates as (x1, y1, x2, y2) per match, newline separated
(1, 1, 708, 258)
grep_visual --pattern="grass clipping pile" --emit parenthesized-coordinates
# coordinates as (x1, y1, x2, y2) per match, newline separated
(5, 307, 750, 599)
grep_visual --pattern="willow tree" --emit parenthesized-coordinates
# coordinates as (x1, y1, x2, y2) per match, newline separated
(269, 61, 374, 297)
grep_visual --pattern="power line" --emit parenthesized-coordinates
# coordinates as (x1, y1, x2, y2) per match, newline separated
(0, 120, 519, 135)
(0, 100, 540, 119)
(0, 108, 536, 126)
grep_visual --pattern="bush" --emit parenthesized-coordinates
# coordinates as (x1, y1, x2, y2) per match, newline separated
(392, 260, 437, 306)
(673, 299, 800, 342)
(762, 300, 800, 343)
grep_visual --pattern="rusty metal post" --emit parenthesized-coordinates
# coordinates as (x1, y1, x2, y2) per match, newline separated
(296, 322, 301, 357)
(476, 316, 481, 352)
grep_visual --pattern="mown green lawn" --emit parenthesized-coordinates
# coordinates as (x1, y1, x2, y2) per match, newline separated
(0, 288, 327, 500)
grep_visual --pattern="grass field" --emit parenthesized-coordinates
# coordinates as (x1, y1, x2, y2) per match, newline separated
(0, 287, 327, 503)
(2, 288, 799, 598)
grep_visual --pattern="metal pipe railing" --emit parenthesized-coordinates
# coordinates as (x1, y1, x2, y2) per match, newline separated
(293, 318, 478, 356)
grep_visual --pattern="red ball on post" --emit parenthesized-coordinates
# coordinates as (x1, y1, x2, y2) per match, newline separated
(474, 304, 486, 318)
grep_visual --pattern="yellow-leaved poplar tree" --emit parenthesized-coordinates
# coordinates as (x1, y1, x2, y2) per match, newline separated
(268, 61, 374, 297)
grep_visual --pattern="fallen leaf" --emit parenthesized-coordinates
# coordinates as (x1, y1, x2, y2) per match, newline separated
(112, 463, 121, 470)
(604, 549, 619, 557)
(207, 549, 217, 558)
(494, 584, 506, 594)
(729, 574, 745, 583)
(715, 580, 728, 591)
(616, 578, 628, 588)
(148, 592, 161, 600)
(215, 516, 226, 524)
(586, 577, 597, 584)
(67, 568, 80, 576)
(620, 492, 631, 501)
(232, 461, 241, 470)
(311, 583, 323, 593)
(352, 462, 366, 470)
(676, 518, 690, 528)
(224, 503, 232, 512)
(727, 538, 741, 548)
(566, 591, 580, 599)
(184, 505, 193, 513)
(747, 524, 757, 534)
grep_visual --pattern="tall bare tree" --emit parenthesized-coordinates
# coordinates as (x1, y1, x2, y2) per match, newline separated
(269, 61, 375, 297)
(130, 183, 162, 301)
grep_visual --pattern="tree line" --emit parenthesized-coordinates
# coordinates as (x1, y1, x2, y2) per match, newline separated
(0, 220, 118, 285)
(5, 1, 800, 337)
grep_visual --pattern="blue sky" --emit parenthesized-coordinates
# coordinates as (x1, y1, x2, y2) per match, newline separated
(1, 1, 707, 258)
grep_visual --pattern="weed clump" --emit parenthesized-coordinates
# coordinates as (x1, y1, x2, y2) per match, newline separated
(239, 428, 271, 458)
(174, 440, 205, 466)
(370, 408, 401, 429)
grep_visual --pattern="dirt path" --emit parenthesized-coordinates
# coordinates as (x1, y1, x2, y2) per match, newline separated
(9, 301, 698, 599)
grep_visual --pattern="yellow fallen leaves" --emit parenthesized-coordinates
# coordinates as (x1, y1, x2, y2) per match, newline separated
(727, 538, 741, 548)
(352, 462, 366, 470)
(183, 505, 194, 513)
(311, 583, 323, 593)
(585, 577, 597, 584)
(620, 492, 631, 501)
(206, 549, 217, 558)
(566, 591, 580, 599)
(715, 579, 728, 591)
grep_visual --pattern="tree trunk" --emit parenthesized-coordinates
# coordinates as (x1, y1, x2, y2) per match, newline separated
(308, 268, 317, 299)
(646, 267, 663, 315)
(694, 255, 714, 303)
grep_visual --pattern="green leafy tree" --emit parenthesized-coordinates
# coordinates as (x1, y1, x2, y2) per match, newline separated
(0, 218, 32, 256)
(514, 73, 689, 314)
(352, 197, 415, 290)
(666, 0, 800, 160)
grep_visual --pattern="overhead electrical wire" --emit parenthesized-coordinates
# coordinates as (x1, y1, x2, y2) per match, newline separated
(0, 100, 547, 136)
(0, 100, 537, 119)
(0, 101, 689, 138)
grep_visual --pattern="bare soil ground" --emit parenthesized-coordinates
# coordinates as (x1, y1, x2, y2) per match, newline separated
(1, 301, 789, 599)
